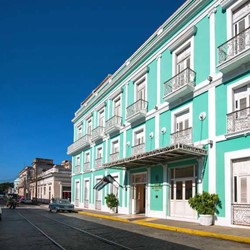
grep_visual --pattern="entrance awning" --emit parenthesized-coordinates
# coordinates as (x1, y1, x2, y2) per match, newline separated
(103, 143, 207, 169)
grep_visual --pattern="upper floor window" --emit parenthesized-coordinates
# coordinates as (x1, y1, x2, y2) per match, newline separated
(77, 125, 82, 139)
(233, 1, 250, 36)
(112, 140, 119, 153)
(85, 152, 90, 163)
(99, 109, 105, 127)
(136, 78, 146, 101)
(113, 96, 121, 117)
(134, 129, 144, 146)
(175, 110, 190, 132)
(86, 118, 92, 135)
(96, 147, 103, 159)
(76, 155, 80, 166)
(176, 45, 191, 74)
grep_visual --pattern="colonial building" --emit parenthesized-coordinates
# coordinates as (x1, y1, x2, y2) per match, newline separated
(18, 158, 72, 203)
(68, 0, 250, 227)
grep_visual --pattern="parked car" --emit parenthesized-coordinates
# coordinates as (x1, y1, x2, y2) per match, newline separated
(49, 198, 74, 213)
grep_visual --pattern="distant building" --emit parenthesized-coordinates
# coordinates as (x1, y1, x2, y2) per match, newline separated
(18, 158, 72, 203)
(68, 0, 250, 227)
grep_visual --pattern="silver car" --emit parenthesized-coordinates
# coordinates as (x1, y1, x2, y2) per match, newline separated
(49, 199, 74, 213)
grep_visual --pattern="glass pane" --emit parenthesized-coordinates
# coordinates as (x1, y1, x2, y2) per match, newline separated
(176, 181, 182, 200)
(185, 180, 192, 200)
(240, 178, 247, 203)
(171, 180, 174, 200)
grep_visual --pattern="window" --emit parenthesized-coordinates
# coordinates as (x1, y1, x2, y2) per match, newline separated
(114, 97, 121, 116)
(86, 118, 92, 135)
(97, 147, 102, 159)
(134, 129, 144, 146)
(44, 186, 46, 196)
(110, 175, 119, 197)
(175, 109, 190, 132)
(84, 180, 89, 201)
(112, 140, 119, 153)
(99, 109, 105, 127)
(233, 84, 250, 113)
(136, 78, 146, 101)
(176, 45, 191, 74)
(85, 152, 90, 163)
(77, 125, 82, 139)
(76, 155, 80, 166)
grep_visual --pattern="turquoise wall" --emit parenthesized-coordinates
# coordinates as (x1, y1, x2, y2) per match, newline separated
(146, 117, 155, 151)
(159, 110, 171, 147)
(148, 60, 157, 110)
(194, 16, 210, 84)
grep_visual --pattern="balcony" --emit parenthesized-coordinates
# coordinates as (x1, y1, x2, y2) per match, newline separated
(126, 99, 148, 123)
(95, 157, 103, 169)
(75, 165, 80, 174)
(163, 68, 196, 103)
(105, 115, 122, 135)
(92, 126, 104, 142)
(67, 134, 91, 155)
(171, 127, 193, 145)
(227, 107, 250, 135)
(218, 27, 250, 74)
(132, 143, 145, 156)
(83, 162, 90, 172)
(110, 152, 119, 162)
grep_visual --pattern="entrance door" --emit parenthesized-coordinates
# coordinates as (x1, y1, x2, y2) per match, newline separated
(131, 173, 147, 214)
(169, 166, 197, 219)
(232, 158, 250, 226)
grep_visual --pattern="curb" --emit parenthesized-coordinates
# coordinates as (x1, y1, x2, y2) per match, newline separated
(77, 211, 250, 245)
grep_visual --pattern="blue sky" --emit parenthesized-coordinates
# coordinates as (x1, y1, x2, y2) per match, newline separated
(0, 0, 185, 182)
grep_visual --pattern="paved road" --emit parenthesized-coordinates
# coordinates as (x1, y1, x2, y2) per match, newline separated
(0, 205, 249, 250)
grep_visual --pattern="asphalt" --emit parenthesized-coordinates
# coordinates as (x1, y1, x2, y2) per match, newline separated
(75, 208, 250, 245)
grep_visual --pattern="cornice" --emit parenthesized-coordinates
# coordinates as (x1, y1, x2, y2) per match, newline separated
(220, 0, 235, 10)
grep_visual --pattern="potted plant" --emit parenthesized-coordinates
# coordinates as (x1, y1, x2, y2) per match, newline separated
(105, 193, 119, 213)
(188, 191, 221, 226)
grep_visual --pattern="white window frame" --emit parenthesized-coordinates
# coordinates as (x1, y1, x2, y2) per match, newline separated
(171, 104, 193, 134)
(172, 37, 194, 77)
(134, 75, 147, 102)
(111, 137, 120, 154)
(113, 94, 122, 117)
(84, 178, 90, 201)
(96, 146, 103, 159)
(98, 109, 105, 127)
(76, 155, 81, 167)
(86, 118, 92, 135)
(132, 125, 145, 147)
(109, 172, 120, 198)
(85, 151, 90, 163)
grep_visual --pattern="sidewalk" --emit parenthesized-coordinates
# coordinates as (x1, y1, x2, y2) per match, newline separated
(76, 208, 250, 245)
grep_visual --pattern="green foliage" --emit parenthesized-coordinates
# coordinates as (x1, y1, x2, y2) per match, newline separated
(188, 191, 221, 215)
(0, 182, 14, 194)
(105, 193, 119, 209)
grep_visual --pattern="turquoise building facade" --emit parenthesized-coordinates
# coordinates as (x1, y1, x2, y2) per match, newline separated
(68, 0, 250, 227)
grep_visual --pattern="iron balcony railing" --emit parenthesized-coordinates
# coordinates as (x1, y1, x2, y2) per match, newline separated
(126, 99, 148, 121)
(110, 152, 119, 162)
(132, 143, 145, 156)
(83, 162, 90, 172)
(67, 134, 91, 154)
(95, 157, 103, 168)
(164, 68, 196, 97)
(232, 204, 250, 226)
(218, 27, 250, 64)
(105, 115, 122, 134)
(227, 107, 250, 134)
(170, 127, 192, 145)
(92, 126, 104, 141)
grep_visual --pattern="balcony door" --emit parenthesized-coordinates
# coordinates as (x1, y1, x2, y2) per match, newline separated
(114, 97, 121, 117)
(234, 84, 250, 116)
(99, 110, 105, 127)
(175, 110, 190, 132)
(233, 2, 250, 54)
(136, 79, 146, 101)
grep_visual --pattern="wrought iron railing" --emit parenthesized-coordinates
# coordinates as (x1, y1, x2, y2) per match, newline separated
(110, 152, 119, 162)
(83, 162, 90, 172)
(164, 68, 196, 97)
(95, 157, 102, 168)
(67, 134, 91, 154)
(132, 143, 145, 155)
(232, 204, 250, 226)
(105, 115, 122, 132)
(92, 126, 104, 140)
(170, 127, 192, 145)
(227, 107, 250, 134)
(218, 27, 250, 64)
(126, 99, 148, 120)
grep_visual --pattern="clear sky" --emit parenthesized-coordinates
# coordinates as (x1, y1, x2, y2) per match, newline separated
(0, 0, 186, 182)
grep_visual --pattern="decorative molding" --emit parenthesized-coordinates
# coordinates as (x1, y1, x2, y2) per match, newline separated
(132, 66, 149, 82)
(220, 0, 235, 10)
(208, 7, 217, 18)
(109, 87, 123, 100)
(168, 26, 197, 52)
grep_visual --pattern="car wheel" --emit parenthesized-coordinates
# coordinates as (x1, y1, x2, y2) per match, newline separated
(68, 210, 72, 213)
(49, 209, 52, 212)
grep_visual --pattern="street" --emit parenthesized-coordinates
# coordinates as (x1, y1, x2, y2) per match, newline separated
(0, 204, 249, 250)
